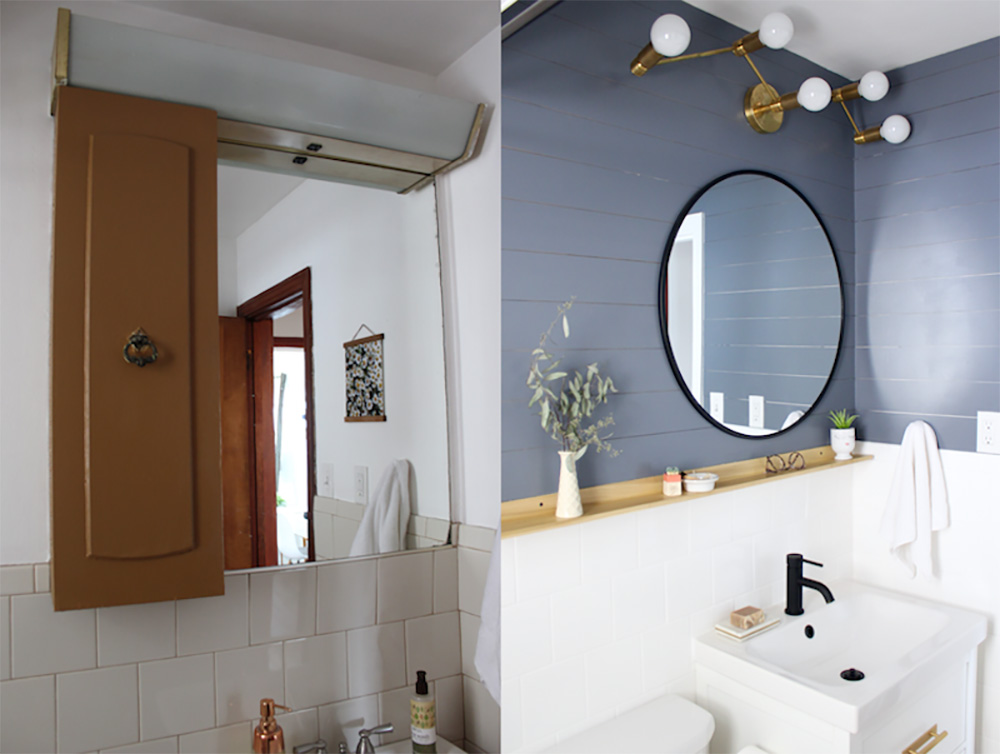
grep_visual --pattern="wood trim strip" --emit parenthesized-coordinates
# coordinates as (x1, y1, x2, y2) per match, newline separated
(501, 446, 872, 539)
(343, 333, 384, 348)
(274, 337, 305, 348)
(345, 416, 387, 423)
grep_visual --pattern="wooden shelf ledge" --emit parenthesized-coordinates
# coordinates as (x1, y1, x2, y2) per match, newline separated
(501, 445, 872, 539)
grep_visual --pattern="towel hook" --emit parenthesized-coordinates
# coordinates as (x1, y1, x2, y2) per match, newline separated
(122, 327, 158, 367)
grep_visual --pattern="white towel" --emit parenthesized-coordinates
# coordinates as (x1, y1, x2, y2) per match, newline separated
(879, 421, 949, 578)
(473, 526, 501, 704)
(349, 460, 411, 557)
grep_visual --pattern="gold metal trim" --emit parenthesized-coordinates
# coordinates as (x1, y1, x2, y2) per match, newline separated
(903, 724, 948, 754)
(50, 8, 70, 115)
(853, 125, 884, 144)
(732, 31, 765, 57)
(401, 102, 487, 194)
(744, 83, 783, 134)
(831, 82, 860, 103)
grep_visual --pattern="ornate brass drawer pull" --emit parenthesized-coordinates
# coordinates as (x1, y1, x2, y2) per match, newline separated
(903, 724, 948, 754)
(122, 327, 158, 367)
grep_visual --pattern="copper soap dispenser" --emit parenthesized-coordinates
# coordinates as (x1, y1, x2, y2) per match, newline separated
(253, 698, 291, 753)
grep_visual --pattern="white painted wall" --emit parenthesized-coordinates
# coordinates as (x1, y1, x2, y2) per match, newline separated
(234, 176, 450, 520)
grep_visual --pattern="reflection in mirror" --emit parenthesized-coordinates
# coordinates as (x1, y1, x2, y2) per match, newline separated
(218, 166, 451, 569)
(661, 172, 842, 438)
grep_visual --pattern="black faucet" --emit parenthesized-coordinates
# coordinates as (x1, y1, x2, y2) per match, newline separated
(785, 553, 835, 615)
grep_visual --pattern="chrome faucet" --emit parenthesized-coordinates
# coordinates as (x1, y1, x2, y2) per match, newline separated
(785, 553, 835, 615)
(356, 723, 394, 754)
(293, 740, 327, 754)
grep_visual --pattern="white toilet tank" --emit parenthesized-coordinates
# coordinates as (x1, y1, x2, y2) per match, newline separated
(544, 694, 714, 754)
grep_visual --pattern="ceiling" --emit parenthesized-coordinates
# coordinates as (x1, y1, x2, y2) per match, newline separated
(685, 1, 1000, 79)
(218, 166, 303, 240)
(134, 0, 499, 76)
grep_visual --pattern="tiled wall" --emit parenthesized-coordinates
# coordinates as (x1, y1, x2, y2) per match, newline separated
(853, 38, 999, 450)
(500, 469, 853, 752)
(313, 496, 451, 561)
(0, 539, 493, 754)
(500, 0, 856, 500)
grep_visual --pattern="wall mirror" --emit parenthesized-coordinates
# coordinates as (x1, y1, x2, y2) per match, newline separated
(659, 171, 843, 438)
(218, 165, 451, 569)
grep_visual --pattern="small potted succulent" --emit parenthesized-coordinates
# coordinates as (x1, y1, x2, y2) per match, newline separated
(829, 409, 858, 460)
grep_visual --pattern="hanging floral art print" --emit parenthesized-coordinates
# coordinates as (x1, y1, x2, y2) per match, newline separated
(344, 333, 386, 422)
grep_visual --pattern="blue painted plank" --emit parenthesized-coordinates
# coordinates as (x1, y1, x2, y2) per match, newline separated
(855, 274, 999, 317)
(857, 413, 980, 453)
(855, 163, 1000, 222)
(855, 130, 1000, 190)
(705, 286, 841, 319)
(502, 300, 662, 351)
(702, 316, 841, 347)
(705, 256, 840, 293)
(504, 249, 658, 306)
(855, 93, 1000, 156)
(855, 310, 1000, 347)
(887, 38, 999, 85)
(856, 345, 1000, 384)
(856, 201, 1000, 251)
(856, 377, 1000, 418)
(855, 237, 1000, 283)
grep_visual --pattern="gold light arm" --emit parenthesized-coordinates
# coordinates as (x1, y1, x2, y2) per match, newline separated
(839, 100, 863, 135)
(741, 54, 769, 87)
(832, 82, 861, 103)
(630, 29, 767, 77)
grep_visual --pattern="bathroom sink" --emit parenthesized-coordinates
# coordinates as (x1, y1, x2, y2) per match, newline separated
(694, 581, 986, 732)
(377, 737, 464, 753)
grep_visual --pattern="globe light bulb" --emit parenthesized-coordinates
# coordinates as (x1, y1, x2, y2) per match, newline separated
(797, 77, 832, 112)
(859, 71, 889, 101)
(758, 12, 793, 49)
(650, 14, 691, 57)
(880, 114, 911, 144)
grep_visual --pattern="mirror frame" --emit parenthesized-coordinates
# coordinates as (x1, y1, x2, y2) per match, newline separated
(657, 170, 845, 439)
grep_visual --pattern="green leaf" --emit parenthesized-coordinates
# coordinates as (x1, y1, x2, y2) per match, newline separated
(545, 371, 567, 381)
(562, 315, 570, 338)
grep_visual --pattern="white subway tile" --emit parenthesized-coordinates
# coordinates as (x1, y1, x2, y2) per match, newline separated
(637, 502, 690, 566)
(405, 612, 461, 681)
(313, 512, 336, 560)
(458, 546, 491, 616)
(0, 565, 34, 596)
(689, 495, 733, 551)
(0, 675, 55, 753)
(753, 528, 790, 590)
(435, 674, 464, 744)
(57, 665, 139, 753)
(275, 708, 319, 752)
(611, 564, 665, 639)
(500, 597, 551, 680)
(33, 564, 50, 593)
(138, 655, 214, 740)
(519, 659, 587, 746)
(665, 551, 713, 620)
(458, 525, 495, 553)
(98, 601, 176, 667)
(10, 593, 96, 677)
(1, 597, 9, 681)
(178, 721, 250, 754)
(460, 611, 481, 678)
(549, 580, 613, 662)
(376, 685, 411, 745)
(284, 633, 348, 709)
(712, 539, 754, 603)
(426, 517, 452, 545)
(640, 619, 691, 690)
(515, 527, 580, 602)
(250, 567, 316, 644)
(101, 735, 179, 753)
(772, 476, 809, 523)
(500, 675, 522, 753)
(690, 599, 735, 638)
(464, 676, 500, 754)
(731, 486, 773, 539)
(580, 514, 638, 582)
(378, 552, 433, 624)
(583, 637, 643, 719)
(317, 694, 379, 750)
(176, 574, 248, 656)
(346, 623, 406, 697)
(433, 548, 458, 614)
(316, 559, 376, 633)
(334, 520, 361, 558)
(500, 538, 517, 607)
(215, 643, 284, 726)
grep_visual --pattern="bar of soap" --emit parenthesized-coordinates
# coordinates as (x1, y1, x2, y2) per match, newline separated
(731, 606, 764, 629)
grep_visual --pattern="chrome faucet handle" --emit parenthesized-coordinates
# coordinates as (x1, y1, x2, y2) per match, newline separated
(293, 740, 327, 754)
(356, 724, 394, 754)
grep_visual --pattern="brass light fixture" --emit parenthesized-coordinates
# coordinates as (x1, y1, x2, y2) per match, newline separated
(630, 12, 911, 146)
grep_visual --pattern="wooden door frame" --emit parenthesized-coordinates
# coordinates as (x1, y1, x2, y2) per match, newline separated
(237, 268, 316, 563)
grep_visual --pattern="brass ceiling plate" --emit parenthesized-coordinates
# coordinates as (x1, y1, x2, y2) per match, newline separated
(744, 83, 783, 134)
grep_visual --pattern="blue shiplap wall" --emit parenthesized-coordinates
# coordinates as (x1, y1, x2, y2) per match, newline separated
(501, 0, 856, 500)
(853, 38, 1000, 450)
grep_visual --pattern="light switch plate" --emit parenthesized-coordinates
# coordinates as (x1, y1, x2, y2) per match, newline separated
(710, 392, 724, 422)
(749, 395, 765, 429)
(354, 465, 368, 504)
(977, 411, 1000, 454)
(319, 463, 334, 496)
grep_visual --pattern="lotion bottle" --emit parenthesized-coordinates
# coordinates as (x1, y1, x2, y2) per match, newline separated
(410, 670, 437, 753)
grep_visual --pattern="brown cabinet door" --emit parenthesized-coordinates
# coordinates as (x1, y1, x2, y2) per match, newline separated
(51, 86, 223, 610)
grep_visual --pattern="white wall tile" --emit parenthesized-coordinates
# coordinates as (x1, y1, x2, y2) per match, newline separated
(284, 633, 348, 709)
(0, 675, 55, 753)
(10, 593, 96, 677)
(101, 735, 179, 753)
(317, 694, 379, 751)
(1, 597, 9, 681)
(376, 685, 411, 745)
(637, 503, 690, 566)
(250, 567, 316, 644)
(519, 659, 586, 746)
(176, 574, 248, 656)
(275, 708, 319, 752)
(500, 538, 516, 607)
(463, 677, 500, 754)
(33, 564, 50, 593)
(611, 564, 665, 639)
(712, 539, 754, 603)
(689, 495, 733, 551)
(500, 597, 551, 680)
(99, 601, 176, 667)
(0, 565, 34, 595)
(378, 552, 433, 624)
(514, 527, 580, 602)
(458, 546, 491, 616)
(549, 580, 612, 662)
(580, 514, 638, 582)
(405, 612, 461, 681)
(426, 517, 452, 545)
(346, 623, 406, 697)
(500, 676, 522, 753)
(640, 619, 691, 690)
(57, 665, 139, 753)
(433, 548, 458, 614)
(215, 643, 284, 726)
(138, 655, 215, 740)
(316, 559, 376, 633)
(334, 520, 361, 559)
(459, 611, 480, 678)
(664, 551, 712, 620)
(458, 525, 495, 553)
(731, 486, 773, 539)
(178, 721, 250, 754)
(435, 674, 465, 744)
(583, 638, 642, 719)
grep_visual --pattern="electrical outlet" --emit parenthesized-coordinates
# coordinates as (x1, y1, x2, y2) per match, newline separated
(710, 392, 724, 422)
(977, 411, 1000, 454)
(319, 463, 334, 497)
(749, 395, 765, 429)
(354, 465, 368, 504)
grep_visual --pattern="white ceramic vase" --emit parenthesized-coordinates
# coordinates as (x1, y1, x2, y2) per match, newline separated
(555, 449, 584, 518)
(830, 427, 856, 461)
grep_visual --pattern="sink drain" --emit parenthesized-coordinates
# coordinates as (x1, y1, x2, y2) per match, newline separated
(840, 668, 865, 681)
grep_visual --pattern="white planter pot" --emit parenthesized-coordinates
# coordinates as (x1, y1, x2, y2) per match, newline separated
(830, 427, 856, 461)
(555, 450, 583, 519)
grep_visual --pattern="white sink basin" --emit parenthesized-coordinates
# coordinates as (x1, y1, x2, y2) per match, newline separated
(695, 581, 986, 732)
